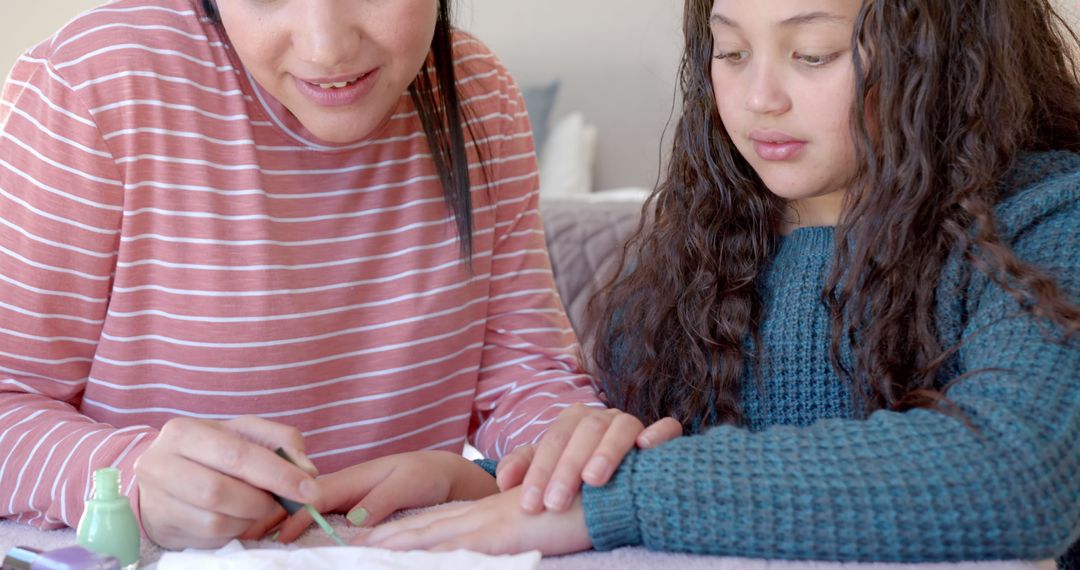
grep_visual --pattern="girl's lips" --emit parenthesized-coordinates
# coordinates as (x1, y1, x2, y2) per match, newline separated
(294, 68, 379, 107)
(751, 139, 807, 161)
(749, 129, 808, 161)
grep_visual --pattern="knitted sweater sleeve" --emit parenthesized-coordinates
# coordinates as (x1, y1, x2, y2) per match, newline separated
(581, 166, 1080, 562)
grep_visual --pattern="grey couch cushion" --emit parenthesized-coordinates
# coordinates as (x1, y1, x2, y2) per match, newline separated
(540, 197, 645, 349)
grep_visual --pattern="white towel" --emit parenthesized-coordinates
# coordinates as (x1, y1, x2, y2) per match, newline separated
(151, 539, 541, 570)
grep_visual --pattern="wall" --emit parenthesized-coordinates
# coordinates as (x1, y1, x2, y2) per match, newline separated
(1, 0, 105, 77)
(456, 0, 684, 191)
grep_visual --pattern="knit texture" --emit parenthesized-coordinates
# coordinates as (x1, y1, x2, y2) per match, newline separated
(583, 151, 1080, 563)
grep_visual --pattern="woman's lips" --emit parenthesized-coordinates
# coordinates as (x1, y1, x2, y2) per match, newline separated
(294, 68, 380, 107)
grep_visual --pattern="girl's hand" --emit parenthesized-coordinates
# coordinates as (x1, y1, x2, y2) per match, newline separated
(275, 450, 498, 543)
(495, 404, 681, 513)
(134, 416, 320, 550)
(359, 486, 592, 556)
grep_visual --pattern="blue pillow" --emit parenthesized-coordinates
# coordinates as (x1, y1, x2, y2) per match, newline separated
(520, 81, 560, 157)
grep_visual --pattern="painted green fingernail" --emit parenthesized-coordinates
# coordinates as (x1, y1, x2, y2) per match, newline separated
(268, 530, 281, 542)
(347, 507, 369, 527)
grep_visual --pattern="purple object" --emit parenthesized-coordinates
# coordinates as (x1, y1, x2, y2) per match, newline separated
(2, 546, 120, 570)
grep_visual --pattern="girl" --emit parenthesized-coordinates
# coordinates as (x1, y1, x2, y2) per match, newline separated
(0, 0, 665, 550)
(358, 0, 1080, 564)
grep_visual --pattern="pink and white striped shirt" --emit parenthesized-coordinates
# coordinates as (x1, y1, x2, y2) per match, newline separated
(0, 0, 601, 530)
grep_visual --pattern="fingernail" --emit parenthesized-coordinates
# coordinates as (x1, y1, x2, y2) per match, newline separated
(347, 507, 369, 527)
(268, 531, 281, 542)
(544, 483, 571, 511)
(521, 486, 543, 511)
(583, 456, 609, 482)
(639, 434, 653, 448)
(299, 479, 320, 503)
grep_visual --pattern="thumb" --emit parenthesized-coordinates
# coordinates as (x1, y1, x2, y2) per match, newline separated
(637, 417, 683, 448)
(495, 445, 535, 491)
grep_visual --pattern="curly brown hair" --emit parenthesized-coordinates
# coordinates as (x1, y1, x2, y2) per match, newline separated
(590, 0, 1080, 428)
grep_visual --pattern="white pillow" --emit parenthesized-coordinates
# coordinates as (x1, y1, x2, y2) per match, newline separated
(537, 112, 597, 198)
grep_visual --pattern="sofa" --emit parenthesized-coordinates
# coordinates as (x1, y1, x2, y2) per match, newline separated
(539, 195, 646, 349)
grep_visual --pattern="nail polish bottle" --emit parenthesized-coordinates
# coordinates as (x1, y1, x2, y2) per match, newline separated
(1, 545, 120, 570)
(75, 468, 140, 570)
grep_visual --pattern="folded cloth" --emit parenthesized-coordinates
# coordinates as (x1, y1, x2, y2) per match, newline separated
(151, 539, 540, 570)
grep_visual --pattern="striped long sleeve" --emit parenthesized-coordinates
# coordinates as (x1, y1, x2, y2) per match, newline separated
(0, 43, 156, 529)
(0, 0, 601, 529)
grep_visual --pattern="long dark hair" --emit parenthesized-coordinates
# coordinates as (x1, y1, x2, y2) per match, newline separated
(590, 0, 1080, 427)
(201, 0, 477, 260)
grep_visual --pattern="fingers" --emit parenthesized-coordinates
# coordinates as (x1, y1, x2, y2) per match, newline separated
(494, 445, 534, 492)
(539, 412, 613, 511)
(237, 512, 285, 542)
(275, 463, 391, 543)
(139, 487, 254, 550)
(280, 452, 461, 543)
(141, 454, 282, 521)
(166, 419, 320, 506)
(226, 416, 318, 476)
(274, 505, 315, 543)
(429, 529, 509, 555)
(360, 502, 472, 546)
(137, 417, 319, 549)
(579, 412, 644, 488)
(365, 487, 592, 557)
(637, 417, 683, 448)
(517, 404, 600, 513)
(338, 464, 454, 530)
(367, 506, 482, 551)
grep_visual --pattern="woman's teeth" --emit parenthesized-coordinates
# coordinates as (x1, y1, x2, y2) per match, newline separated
(317, 78, 358, 89)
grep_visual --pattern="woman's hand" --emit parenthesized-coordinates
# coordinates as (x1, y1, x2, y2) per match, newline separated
(359, 486, 592, 556)
(494, 404, 681, 512)
(275, 450, 498, 543)
(134, 416, 320, 550)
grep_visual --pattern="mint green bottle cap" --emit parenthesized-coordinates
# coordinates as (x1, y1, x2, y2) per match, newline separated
(93, 468, 121, 501)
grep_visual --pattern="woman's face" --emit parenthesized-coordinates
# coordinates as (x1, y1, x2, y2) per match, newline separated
(216, 0, 439, 144)
(709, 0, 862, 227)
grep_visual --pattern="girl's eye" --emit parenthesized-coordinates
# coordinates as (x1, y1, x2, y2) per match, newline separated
(714, 50, 750, 64)
(794, 52, 841, 67)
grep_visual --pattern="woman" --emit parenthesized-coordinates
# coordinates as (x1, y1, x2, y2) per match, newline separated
(0, 0, 662, 549)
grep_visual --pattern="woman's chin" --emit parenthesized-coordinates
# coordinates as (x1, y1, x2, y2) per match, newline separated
(303, 123, 374, 145)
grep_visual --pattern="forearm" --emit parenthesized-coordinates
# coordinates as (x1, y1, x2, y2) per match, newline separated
(583, 396, 1079, 561)
(0, 392, 157, 529)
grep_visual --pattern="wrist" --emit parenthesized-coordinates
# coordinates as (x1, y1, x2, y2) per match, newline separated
(447, 454, 500, 501)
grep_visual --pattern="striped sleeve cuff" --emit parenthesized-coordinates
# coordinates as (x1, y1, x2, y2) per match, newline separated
(581, 449, 642, 550)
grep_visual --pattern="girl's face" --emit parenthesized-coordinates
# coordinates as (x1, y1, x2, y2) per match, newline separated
(216, 0, 438, 144)
(709, 0, 861, 228)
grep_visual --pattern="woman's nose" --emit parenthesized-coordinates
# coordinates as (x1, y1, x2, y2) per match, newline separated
(295, 1, 362, 71)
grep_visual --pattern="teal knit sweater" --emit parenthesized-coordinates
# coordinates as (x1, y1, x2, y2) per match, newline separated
(581, 151, 1080, 563)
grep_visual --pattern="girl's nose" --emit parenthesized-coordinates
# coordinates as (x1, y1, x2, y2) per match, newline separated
(744, 62, 792, 115)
